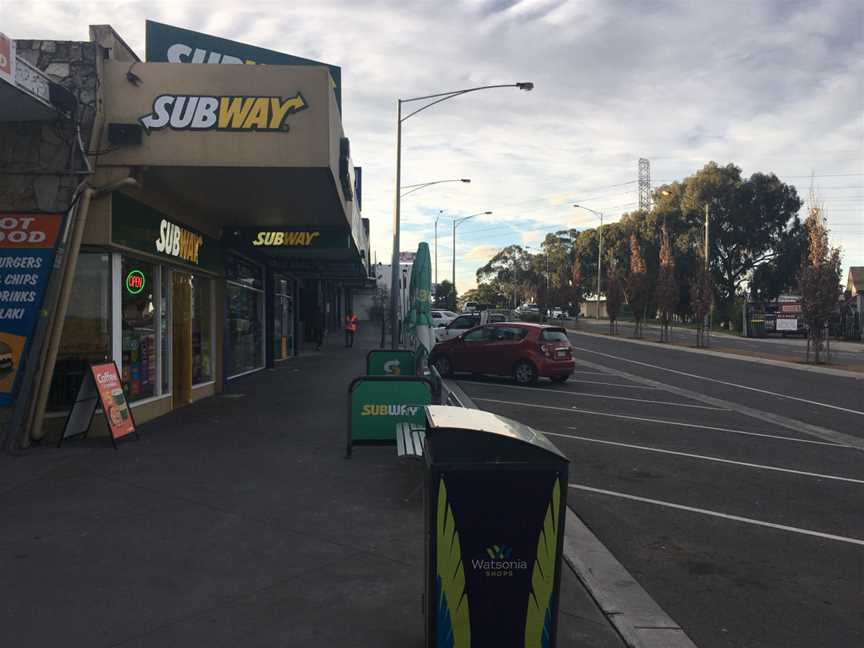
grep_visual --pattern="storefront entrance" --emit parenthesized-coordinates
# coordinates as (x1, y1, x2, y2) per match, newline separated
(172, 272, 193, 407)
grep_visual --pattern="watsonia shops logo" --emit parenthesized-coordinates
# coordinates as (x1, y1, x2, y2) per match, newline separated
(471, 545, 528, 578)
(139, 94, 307, 133)
(360, 404, 420, 417)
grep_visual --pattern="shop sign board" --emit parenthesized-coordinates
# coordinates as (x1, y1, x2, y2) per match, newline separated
(366, 349, 416, 376)
(0, 32, 15, 86)
(347, 377, 432, 447)
(139, 93, 308, 134)
(145, 20, 342, 111)
(60, 362, 138, 448)
(112, 193, 223, 273)
(245, 227, 350, 250)
(0, 213, 64, 406)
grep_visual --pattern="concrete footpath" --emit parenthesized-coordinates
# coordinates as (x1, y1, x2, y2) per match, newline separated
(0, 326, 625, 648)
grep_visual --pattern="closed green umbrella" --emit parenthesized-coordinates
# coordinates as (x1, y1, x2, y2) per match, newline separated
(405, 242, 435, 354)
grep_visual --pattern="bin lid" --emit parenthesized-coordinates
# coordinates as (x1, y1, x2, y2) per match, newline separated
(424, 405, 568, 463)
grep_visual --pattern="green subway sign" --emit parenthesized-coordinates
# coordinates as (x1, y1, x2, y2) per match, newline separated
(366, 350, 416, 376)
(145, 20, 342, 111)
(348, 378, 431, 444)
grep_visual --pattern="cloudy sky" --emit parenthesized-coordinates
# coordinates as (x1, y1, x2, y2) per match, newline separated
(8, 0, 863, 291)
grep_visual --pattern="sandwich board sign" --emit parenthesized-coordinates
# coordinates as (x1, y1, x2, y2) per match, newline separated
(60, 362, 139, 449)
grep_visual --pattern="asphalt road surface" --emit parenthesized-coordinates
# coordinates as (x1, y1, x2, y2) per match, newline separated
(571, 318, 864, 371)
(455, 331, 864, 648)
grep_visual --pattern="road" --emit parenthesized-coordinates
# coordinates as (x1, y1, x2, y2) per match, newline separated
(570, 317, 864, 371)
(455, 331, 864, 648)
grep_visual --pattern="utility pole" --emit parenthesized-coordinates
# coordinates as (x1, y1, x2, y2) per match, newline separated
(704, 203, 711, 346)
(596, 213, 603, 319)
(434, 210, 442, 287)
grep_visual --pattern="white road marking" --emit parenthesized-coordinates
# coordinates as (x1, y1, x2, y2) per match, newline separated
(566, 379, 662, 390)
(472, 397, 849, 447)
(459, 380, 726, 410)
(570, 344, 864, 416)
(569, 370, 614, 376)
(569, 484, 864, 547)
(547, 431, 864, 484)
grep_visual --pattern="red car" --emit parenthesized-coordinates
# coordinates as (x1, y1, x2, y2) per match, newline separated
(429, 322, 575, 385)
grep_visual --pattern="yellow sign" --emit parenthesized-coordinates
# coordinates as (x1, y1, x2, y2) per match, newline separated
(252, 231, 320, 247)
(139, 94, 307, 133)
(155, 219, 203, 264)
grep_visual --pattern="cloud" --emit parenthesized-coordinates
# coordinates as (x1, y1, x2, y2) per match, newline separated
(7, 0, 860, 276)
(464, 245, 501, 262)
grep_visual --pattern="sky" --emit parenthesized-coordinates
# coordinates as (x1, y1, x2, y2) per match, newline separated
(6, 0, 862, 292)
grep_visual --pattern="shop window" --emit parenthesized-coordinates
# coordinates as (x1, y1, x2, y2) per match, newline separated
(47, 253, 111, 410)
(226, 281, 264, 377)
(192, 275, 213, 383)
(121, 258, 157, 402)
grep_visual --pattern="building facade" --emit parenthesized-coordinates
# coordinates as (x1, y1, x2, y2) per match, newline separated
(0, 24, 371, 448)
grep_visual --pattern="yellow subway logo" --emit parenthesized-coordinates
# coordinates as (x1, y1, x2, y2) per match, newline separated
(252, 231, 321, 247)
(361, 405, 421, 417)
(139, 94, 307, 133)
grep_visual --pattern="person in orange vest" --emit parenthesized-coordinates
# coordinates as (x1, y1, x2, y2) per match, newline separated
(345, 311, 358, 348)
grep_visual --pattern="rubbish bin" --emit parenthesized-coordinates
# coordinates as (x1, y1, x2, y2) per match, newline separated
(423, 405, 569, 648)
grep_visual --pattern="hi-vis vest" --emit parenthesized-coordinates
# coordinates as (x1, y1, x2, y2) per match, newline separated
(345, 315, 358, 332)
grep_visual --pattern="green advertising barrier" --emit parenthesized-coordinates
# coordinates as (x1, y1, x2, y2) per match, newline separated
(366, 349, 417, 376)
(346, 376, 432, 457)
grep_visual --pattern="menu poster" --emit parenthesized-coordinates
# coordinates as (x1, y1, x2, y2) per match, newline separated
(60, 362, 138, 448)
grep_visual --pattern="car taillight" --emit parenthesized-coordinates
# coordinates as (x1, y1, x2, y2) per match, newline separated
(539, 343, 553, 358)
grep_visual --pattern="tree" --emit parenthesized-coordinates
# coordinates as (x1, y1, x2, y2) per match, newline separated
(571, 258, 586, 317)
(625, 234, 650, 338)
(690, 253, 713, 348)
(678, 163, 802, 325)
(749, 218, 807, 300)
(799, 206, 842, 363)
(476, 244, 532, 309)
(655, 224, 678, 342)
(606, 267, 624, 335)
(433, 280, 457, 310)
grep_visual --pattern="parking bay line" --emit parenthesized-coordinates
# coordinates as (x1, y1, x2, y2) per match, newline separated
(566, 379, 662, 390)
(471, 397, 849, 447)
(458, 380, 726, 411)
(570, 484, 864, 547)
(545, 431, 864, 484)
(570, 344, 864, 417)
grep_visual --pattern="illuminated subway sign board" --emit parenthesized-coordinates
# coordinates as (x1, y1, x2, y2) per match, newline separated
(139, 94, 307, 133)
(253, 231, 320, 247)
(155, 220, 203, 264)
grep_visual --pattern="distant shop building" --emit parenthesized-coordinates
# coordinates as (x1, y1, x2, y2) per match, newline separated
(0, 24, 371, 448)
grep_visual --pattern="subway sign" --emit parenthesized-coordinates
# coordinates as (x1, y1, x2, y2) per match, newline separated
(155, 219, 203, 264)
(139, 94, 307, 133)
(245, 228, 349, 250)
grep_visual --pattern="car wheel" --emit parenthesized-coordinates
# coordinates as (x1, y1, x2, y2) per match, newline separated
(552, 374, 570, 383)
(434, 355, 453, 377)
(514, 361, 538, 385)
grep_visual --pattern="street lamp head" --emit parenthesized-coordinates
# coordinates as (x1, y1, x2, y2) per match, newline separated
(484, 210, 493, 215)
(516, 82, 534, 91)
(460, 178, 471, 183)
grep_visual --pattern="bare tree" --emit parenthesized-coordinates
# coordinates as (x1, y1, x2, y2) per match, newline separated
(606, 268, 624, 335)
(655, 224, 678, 342)
(690, 254, 713, 348)
(626, 234, 650, 338)
(800, 206, 842, 363)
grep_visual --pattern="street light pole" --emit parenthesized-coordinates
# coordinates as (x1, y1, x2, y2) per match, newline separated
(400, 178, 470, 198)
(389, 82, 533, 348)
(452, 211, 492, 301)
(705, 203, 711, 346)
(573, 204, 604, 319)
(390, 99, 403, 348)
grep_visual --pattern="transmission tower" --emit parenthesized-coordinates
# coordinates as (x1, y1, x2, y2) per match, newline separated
(638, 157, 651, 213)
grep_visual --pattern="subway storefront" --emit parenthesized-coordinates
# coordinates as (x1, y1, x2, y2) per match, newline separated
(31, 25, 368, 440)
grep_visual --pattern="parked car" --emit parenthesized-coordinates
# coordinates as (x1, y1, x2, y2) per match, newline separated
(429, 323, 575, 385)
(431, 310, 456, 326)
(435, 313, 480, 342)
